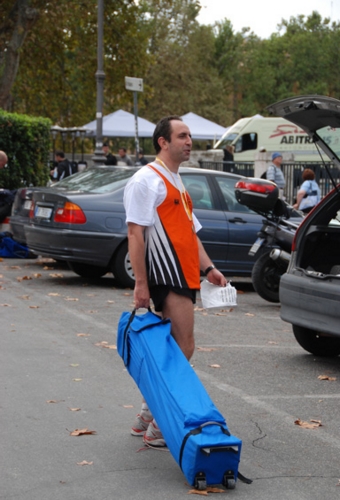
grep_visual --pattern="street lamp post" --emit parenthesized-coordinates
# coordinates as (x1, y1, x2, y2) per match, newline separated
(92, 0, 106, 165)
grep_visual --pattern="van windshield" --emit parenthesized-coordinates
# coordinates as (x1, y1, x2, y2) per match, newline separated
(214, 133, 238, 149)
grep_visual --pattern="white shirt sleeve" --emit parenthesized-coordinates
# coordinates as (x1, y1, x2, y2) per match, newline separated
(124, 168, 166, 226)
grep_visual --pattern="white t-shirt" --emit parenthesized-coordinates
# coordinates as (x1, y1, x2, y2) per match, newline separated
(124, 162, 202, 232)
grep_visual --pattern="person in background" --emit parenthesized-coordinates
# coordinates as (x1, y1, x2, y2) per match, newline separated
(222, 145, 234, 172)
(50, 151, 72, 181)
(293, 168, 321, 214)
(118, 147, 133, 166)
(266, 152, 285, 198)
(124, 115, 227, 447)
(102, 142, 117, 165)
(135, 148, 148, 166)
(0, 151, 8, 169)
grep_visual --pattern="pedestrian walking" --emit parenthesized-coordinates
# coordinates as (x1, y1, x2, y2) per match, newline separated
(123, 115, 227, 447)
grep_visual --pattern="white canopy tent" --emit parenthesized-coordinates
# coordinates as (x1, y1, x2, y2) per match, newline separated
(82, 109, 156, 138)
(181, 112, 227, 141)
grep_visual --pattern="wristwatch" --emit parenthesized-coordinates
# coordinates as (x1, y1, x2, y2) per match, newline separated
(204, 265, 215, 276)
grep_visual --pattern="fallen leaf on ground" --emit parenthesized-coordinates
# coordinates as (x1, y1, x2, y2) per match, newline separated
(33, 273, 41, 278)
(73, 378, 82, 382)
(46, 399, 65, 404)
(123, 405, 134, 408)
(77, 460, 93, 466)
(48, 293, 61, 296)
(197, 347, 218, 352)
(49, 273, 64, 278)
(68, 407, 81, 411)
(10, 266, 21, 269)
(95, 341, 117, 349)
(245, 313, 254, 316)
(318, 375, 336, 381)
(188, 486, 225, 495)
(209, 364, 221, 368)
(268, 341, 278, 345)
(43, 266, 54, 270)
(237, 290, 245, 294)
(70, 364, 79, 367)
(214, 312, 227, 316)
(123, 292, 131, 296)
(29, 305, 39, 309)
(107, 300, 115, 303)
(0, 303, 11, 307)
(17, 276, 32, 282)
(69, 428, 97, 436)
(65, 297, 79, 301)
(294, 418, 322, 429)
(19, 295, 30, 300)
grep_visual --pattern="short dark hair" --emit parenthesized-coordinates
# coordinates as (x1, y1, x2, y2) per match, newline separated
(302, 168, 315, 181)
(119, 147, 127, 152)
(55, 150, 65, 158)
(103, 142, 109, 147)
(152, 115, 182, 154)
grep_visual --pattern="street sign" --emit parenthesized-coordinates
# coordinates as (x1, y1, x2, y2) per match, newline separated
(125, 76, 144, 92)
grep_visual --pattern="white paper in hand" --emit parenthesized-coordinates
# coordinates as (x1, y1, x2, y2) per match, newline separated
(200, 280, 237, 309)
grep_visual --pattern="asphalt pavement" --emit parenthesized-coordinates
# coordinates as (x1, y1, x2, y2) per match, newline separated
(2, 257, 340, 500)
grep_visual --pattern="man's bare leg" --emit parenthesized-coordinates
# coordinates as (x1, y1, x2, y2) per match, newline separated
(162, 291, 195, 360)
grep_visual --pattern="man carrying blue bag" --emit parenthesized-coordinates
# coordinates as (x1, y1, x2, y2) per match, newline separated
(123, 115, 227, 447)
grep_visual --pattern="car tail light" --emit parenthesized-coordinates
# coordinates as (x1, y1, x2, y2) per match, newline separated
(29, 202, 35, 219)
(54, 202, 86, 224)
(234, 180, 277, 194)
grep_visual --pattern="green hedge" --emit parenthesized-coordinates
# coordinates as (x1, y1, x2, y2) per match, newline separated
(0, 110, 51, 190)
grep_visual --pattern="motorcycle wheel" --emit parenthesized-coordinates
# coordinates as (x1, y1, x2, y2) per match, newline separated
(293, 324, 340, 357)
(251, 250, 287, 303)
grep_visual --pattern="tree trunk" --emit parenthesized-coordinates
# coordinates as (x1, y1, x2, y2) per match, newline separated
(0, 0, 39, 110)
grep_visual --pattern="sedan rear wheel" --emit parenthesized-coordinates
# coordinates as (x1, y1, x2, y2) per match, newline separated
(68, 262, 108, 279)
(293, 324, 340, 357)
(111, 241, 135, 289)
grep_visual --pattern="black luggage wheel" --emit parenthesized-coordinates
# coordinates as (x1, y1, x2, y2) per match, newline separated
(223, 470, 236, 489)
(194, 472, 207, 491)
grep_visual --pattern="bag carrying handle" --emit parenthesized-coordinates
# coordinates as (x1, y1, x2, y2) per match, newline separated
(122, 307, 157, 367)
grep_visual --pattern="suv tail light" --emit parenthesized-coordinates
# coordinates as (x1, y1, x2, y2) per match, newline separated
(54, 202, 86, 224)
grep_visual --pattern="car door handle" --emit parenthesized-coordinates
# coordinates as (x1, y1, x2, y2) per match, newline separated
(229, 217, 247, 224)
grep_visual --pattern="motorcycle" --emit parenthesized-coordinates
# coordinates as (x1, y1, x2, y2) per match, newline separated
(234, 178, 301, 303)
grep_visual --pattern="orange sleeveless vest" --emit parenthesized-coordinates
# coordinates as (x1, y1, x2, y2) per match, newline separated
(145, 166, 200, 289)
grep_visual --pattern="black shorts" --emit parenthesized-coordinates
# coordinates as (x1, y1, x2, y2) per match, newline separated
(149, 285, 197, 312)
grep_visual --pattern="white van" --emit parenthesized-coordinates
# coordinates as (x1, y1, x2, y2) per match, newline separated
(199, 115, 327, 164)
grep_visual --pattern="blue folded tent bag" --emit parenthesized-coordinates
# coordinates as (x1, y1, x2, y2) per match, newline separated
(117, 309, 249, 490)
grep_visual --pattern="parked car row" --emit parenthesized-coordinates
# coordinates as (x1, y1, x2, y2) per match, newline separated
(11, 166, 272, 288)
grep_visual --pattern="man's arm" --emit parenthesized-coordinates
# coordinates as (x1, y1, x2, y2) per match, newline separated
(197, 237, 227, 286)
(127, 222, 150, 309)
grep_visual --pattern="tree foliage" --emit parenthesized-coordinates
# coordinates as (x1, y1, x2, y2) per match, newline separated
(0, 109, 51, 188)
(1, 1, 340, 133)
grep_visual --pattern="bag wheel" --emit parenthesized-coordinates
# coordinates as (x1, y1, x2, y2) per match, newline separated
(194, 472, 207, 491)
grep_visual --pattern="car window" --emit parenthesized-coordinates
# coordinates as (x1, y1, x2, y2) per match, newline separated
(54, 168, 136, 193)
(181, 175, 213, 210)
(215, 176, 254, 213)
